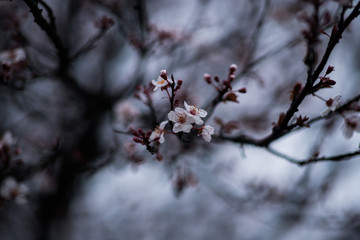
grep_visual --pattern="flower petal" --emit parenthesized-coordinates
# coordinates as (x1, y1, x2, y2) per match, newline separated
(342, 124, 353, 139)
(172, 123, 183, 133)
(168, 111, 177, 122)
(184, 101, 190, 111)
(159, 120, 168, 129)
(320, 108, 330, 117)
(181, 123, 193, 133)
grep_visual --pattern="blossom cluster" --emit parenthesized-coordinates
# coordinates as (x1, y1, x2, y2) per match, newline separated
(307, 65, 360, 139)
(150, 70, 215, 143)
(129, 69, 217, 160)
(0, 177, 28, 205)
(167, 102, 214, 142)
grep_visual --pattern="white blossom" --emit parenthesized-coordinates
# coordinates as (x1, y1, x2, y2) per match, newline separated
(342, 115, 360, 139)
(0, 48, 26, 65)
(1, 131, 15, 147)
(200, 125, 215, 142)
(151, 70, 173, 92)
(152, 77, 168, 91)
(168, 108, 195, 133)
(320, 94, 341, 117)
(160, 69, 167, 76)
(184, 101, 207, 125)
(150, 120, 168, 143)
(114, 100, 139, 123)
(0, 177, 29, 204)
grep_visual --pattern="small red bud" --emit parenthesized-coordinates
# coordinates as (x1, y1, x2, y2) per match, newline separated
(238, 88, 247, 93)
(174, 99, 179, 106)
(276, 112, 286, 126)
(160, 70, 167, 80)
(177, 79, 183, 86)
(146, 130, 152, 138)
(138, 129, 145, 136)
(214, 76, 220, 82)
(328, 80, 336, 85)
(229, 64, 238, 74)
(223, 80, 231, 88)
(228, 74, 236, 81)
(223, 92, 238, 103)
(325, 65, 334, 75)
(132, 131, 141, 137)
(203, 73, 212, 84)
(133, 137, 143, 144)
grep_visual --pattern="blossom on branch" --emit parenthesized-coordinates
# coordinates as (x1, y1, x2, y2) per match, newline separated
(200, 125, 215, 142)
(152, 69, 173, 91)
(320, 94, 341, 117)
(0, 131, 15, 148)
(184, 101, 207, 125)
(0, 177, 29, 204)
(150, 120, 168, 143)
(168, 108, 195, 133)
(0, 48, 26, 65)
(342, 115, 360, 139)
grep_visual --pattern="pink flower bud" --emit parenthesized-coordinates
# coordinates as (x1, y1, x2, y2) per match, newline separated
(203, 73, 212, 84)
(133, 137, 143, 144)
(229, 64, 238, 73)
(146, 130, 152, 138)
(160, 70, 167, 80)
(132, 131, 141, 137)
(138, 129, 145, 136)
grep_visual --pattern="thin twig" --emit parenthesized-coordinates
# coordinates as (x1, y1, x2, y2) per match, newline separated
(266, 146, 360, 166)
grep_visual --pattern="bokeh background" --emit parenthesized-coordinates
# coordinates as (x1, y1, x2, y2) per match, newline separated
(1, 0, 360, 239)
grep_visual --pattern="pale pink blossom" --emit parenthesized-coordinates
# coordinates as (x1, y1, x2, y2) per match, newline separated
(0, 48, 26, 65)
(114, 100, 139, 123)
(229, 64, 238, 72)
(150, 120, 168, 143)
(200, 125, 215, 142)
(342, 115, 360, 139)
(168, 108, 195, 133)
(320, 94, 341, 117)
(152, 70, 173, 91)
(152, 77, 168, 91)
(0, 177, 29, 204)
(160, 69, 167, 76)
(184, 101, 207, 125)
(0, 131, 15, 147)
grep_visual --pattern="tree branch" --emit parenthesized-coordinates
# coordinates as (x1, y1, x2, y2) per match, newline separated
(266, 146, 360, 166)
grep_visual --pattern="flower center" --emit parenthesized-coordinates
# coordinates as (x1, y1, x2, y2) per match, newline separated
(326, 98, 334, 107)
(158, 79, 165, 85)
(177, 113, 187, 123)
(189, 106, 199, 115)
